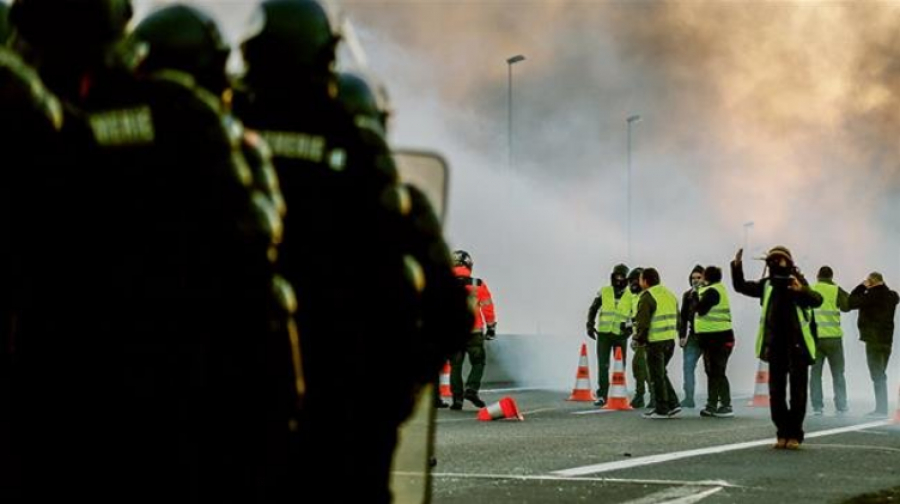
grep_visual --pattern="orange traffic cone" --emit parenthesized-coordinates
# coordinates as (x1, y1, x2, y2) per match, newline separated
(439, 361, 452, 398)
(477, 396, 524, 421)
(747, 360, 770, 407)
(603, 347, 632, 410)
(568, 343, 596, 402)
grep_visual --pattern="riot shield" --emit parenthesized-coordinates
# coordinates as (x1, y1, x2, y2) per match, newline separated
(390, 149, 449, 504)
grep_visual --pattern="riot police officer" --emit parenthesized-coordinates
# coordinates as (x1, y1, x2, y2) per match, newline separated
(4, 0, 301, 500)
(235, 1, 469, 502)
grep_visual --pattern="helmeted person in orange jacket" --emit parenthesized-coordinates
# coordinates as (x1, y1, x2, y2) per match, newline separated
(450, 250, 497, 410)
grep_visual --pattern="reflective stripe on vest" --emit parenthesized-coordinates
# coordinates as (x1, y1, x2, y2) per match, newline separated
(647, 285, 678, 342)
(596, 286, 632, 335)
(755, 283, 816, 359)
(812, 282, 843, 338)
(695, 283, 733, 333)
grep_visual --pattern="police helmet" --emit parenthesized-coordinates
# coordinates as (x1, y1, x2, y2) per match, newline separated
(240, 0, 340, 85)
(453, 250, 473, 270)
(10, 0, 132, 58)
(133, 4, 231, 94)
(337, 71, 391, 130)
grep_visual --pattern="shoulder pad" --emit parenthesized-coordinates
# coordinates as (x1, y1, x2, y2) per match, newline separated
(0, 48, 64, 131)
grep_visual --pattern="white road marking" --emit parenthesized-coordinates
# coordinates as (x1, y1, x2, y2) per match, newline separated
(553, 420, 892, 477)
(620, 486, 723, 504)
(410, 472, 740, 488)
(572, 408, 617, 415)
(479, 386, 543, 393)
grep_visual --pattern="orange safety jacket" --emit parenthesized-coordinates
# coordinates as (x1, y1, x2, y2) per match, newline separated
(454, 266, 496, 332)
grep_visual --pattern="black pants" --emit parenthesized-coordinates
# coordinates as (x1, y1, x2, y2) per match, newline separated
(646, 340, 678, 414)
(810, 338, 847, 412)
(769, 347, 809, 442)
(865, 342, 892, 414)
(701, 337, 732, 409)
(595, 333, 628, 399)
(450, 332, 486, 402)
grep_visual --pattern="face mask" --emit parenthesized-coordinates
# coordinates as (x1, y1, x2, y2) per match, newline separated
(613, 277, 627, 290)
(630, 282, 641, 294)
(691, 279, 702, 289)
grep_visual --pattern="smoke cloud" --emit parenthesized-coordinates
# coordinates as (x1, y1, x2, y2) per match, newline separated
(132, 1, 900, 402)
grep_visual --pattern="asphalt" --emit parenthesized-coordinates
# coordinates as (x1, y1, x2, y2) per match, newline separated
(426, 388, 900, 504)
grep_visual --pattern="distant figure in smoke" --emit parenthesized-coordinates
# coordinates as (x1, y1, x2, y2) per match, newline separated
(809, 266, 850, 416)
(633, 267, 681, 419)
(732, 246, 821, 450)
(678, 264, 705, 409)
(451, 250, 497, 410)
(586, 263, 632, 407)
(848, 271, 899, 417)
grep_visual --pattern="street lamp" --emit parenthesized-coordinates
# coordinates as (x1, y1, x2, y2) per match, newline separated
(626, 114, 642, 262)
(507, 54, 526, 170)
(743, 221, 755, 252)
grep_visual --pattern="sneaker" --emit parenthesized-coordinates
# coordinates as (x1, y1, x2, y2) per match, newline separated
(630, 396, 645, 409)
(593, 397, 606, 407)
(680, 398, 696, 409)
(713, 406, 734, 418)
(647, 400, 657, 410)
(464, 391, 486, 408)
(785, 439, 801, 450)
(812, 409, 823, 416)
(773, 438, 787, 449)
(642, 411, 669, 419)
(449, 402, 463, 411)
(700, 407, 716, 417)
(667, 406, 682, 417)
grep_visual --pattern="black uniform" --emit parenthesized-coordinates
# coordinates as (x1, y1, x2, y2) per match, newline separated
(1, 46, 298, 502)
(235, 77, 468, 501)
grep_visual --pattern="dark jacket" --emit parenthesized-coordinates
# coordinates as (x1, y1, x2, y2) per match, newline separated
(679, 265, 705, 340)
(731, 261, 822, 363)
(848, 284, 899, 346)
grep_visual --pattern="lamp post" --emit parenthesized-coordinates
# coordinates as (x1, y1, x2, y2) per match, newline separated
(507, 54, 526, 170)
(626, 114, 642, 262)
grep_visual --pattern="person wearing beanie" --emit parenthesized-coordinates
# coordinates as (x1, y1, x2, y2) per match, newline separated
(586, 263, 632, 407)
(694, 265, 736, 418)
(678, 264, 705, 408)
(732, 246, 822, 449)
(848, 271, 899, 417)
(809, 266, 851, 416)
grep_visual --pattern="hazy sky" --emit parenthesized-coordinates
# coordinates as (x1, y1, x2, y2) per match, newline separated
(132, 0, 900, 396)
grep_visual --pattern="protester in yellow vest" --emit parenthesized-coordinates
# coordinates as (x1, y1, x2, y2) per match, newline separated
(810, 266, 850, 416)
(628, 267, 653, 409)
(693, 266, 735, 418)
(585, 264, 632, 407)
(633, 268, 681, 419)
(732, 246, 822, 450)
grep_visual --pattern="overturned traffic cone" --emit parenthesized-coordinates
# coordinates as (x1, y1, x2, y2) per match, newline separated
(477, 396, 524, 422)
(439, 361, 452, 398)
(747, 360, 770, 407)
(568, 343, 596, 402)
(603, 347, 632, 410)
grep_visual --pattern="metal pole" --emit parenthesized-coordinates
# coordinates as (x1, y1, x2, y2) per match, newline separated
(627, 122, 632, 263)
(508, 62, 513, 171)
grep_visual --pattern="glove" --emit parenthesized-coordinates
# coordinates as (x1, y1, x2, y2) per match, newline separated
(587, 327, 597, 340)
(485, 324, 497, 341)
